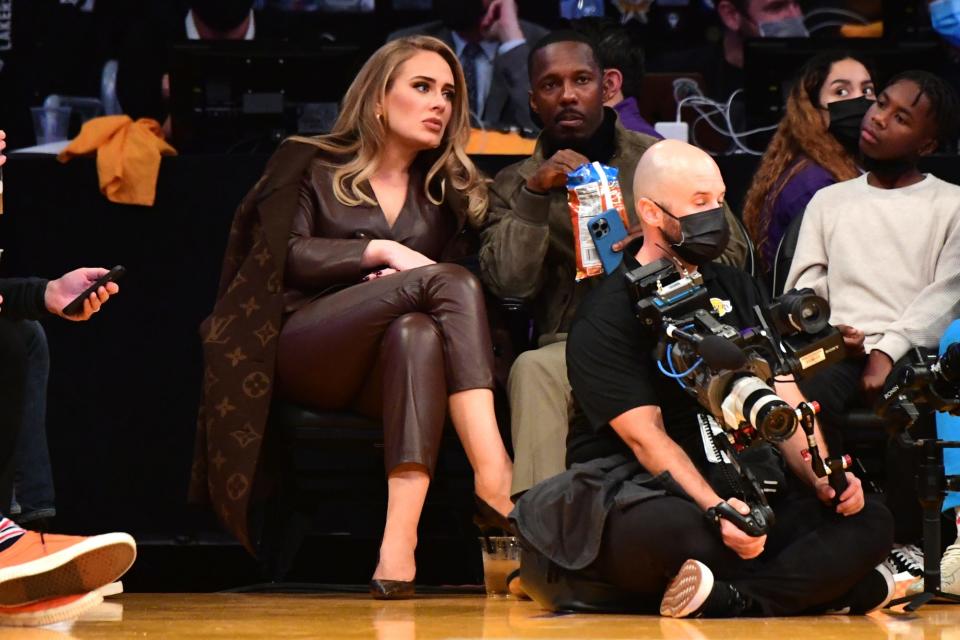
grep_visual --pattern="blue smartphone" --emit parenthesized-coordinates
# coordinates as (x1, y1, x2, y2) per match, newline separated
(588, 209, 629, 274)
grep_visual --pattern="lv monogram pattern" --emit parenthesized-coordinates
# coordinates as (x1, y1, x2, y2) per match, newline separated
(190, 140, 320, 554)
(191, 221, 282, 551)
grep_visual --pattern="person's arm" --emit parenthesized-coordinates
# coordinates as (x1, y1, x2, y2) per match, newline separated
(608, 407, 765, 559)
(783, 195, 829, 297)
(484, 3, 541, 130)
(774, 379, 864, 515)
(478, 167, 554, 300)
(0, 270, 118, 322)
(610, 406, 723, 510)
(0, 278, 49, 320)
(870, 221, 960, 364)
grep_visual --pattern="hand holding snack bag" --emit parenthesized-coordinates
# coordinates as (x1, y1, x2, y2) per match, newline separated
(567, 161, 629, 280)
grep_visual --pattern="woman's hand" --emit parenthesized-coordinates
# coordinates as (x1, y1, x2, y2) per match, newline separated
(361, 268, 398, 282)
(363, 240, 435, 272)
(718, 498, 767, 560)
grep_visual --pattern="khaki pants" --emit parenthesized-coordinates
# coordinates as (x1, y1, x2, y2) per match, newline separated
(507, 340, 572, 496)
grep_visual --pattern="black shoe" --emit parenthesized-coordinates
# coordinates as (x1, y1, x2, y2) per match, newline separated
(660, 559, 753, 618)
(473, 495, 514, 535)
(825, 564, 895, 614)
(369, 579, 415, 600)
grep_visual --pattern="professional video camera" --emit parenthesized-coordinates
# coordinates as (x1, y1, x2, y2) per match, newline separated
(873, 342, 960, 611)
(626, 258, 844, 448)
(624, 258, 853, 538)
(878, 343, 960, 427)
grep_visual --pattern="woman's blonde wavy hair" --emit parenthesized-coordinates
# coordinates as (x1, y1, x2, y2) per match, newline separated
(290, 35, 488, 225)
(742, 52, 869, 268)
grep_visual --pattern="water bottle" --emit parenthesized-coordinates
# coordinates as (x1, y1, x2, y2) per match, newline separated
(560, 0, 605, 20)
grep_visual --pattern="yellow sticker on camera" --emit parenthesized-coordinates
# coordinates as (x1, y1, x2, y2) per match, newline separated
(710, 297, 733, 317)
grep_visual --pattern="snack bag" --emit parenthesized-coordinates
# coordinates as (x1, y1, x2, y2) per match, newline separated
(567, 161, 629, 280)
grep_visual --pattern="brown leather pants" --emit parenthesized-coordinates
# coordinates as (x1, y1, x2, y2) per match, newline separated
(276, 263, 495, 476)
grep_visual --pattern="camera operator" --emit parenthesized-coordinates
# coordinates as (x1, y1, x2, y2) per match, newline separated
(510, 140, 894, 618)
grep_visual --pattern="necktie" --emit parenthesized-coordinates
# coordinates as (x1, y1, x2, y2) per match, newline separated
(460, 42, 483, 121)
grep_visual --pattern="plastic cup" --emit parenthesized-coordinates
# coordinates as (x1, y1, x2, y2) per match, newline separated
(478, 536, 520, 597)
(31, 106, 72, 145)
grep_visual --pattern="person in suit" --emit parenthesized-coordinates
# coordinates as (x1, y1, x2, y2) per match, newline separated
(115, 0, 283, 132)
(388, 0, 547, 131)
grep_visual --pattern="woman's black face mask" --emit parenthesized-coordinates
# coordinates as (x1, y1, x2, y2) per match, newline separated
(827, 95, 872, 153)
(658, 203, 730, 264)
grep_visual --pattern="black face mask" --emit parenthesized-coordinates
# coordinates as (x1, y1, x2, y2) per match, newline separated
(191, 0, 254, 33)
(436, 0, 486, 32)
(827, 96, 872, 153)
(659, 204, 730, 265)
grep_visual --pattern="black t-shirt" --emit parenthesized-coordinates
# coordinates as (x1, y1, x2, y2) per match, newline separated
(565, 255, 769, 468)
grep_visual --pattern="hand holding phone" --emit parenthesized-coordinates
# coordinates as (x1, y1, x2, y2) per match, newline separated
(588, 210, 629, 274)
(61, 265, 125, 317)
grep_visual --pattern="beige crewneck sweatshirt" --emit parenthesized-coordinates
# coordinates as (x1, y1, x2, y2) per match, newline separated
(785, 173, 960, 362)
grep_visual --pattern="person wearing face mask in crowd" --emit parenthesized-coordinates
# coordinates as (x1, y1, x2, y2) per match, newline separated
(510, 139, 895, 618)
(786, 71, 960, 570)
(388, 0, 547, 131)
(478, 32, 747, 503)
(742, 52, 875, 273)
(652, 0, 808, 115)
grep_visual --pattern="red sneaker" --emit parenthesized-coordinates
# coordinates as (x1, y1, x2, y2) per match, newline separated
(0, 532, 136, 606)
(0, 591, 103, 627)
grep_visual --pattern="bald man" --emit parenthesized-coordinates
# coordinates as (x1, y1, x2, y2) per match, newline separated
(509, 141, 894, 618)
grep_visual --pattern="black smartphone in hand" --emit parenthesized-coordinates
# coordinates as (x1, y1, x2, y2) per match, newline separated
(61, 265, 126, 317)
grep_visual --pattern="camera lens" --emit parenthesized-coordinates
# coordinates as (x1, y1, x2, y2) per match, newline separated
(725, 376, 797, 443)
(753, 402, 796, 442)
(773, 290, 830, 335)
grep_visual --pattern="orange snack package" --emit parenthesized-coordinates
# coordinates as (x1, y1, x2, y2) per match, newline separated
(567, 161, 629, 280)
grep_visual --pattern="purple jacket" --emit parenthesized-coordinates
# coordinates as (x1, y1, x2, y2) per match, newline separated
(612, 97, 663, 140)
(763, 158, 836, 266)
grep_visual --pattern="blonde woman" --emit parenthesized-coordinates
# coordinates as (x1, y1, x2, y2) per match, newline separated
(275, 36, 513, 598)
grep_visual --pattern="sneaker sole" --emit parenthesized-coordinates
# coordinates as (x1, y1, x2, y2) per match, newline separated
(0, 533, 136, 606)
(660, 559, 714, 618)
(0, 591, 104, 627)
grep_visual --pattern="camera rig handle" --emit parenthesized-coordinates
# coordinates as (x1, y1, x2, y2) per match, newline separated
(705, 500, 773, 537)
(796, 401, 851, 502)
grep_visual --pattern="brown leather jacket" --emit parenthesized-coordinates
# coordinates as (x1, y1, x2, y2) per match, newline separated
(479, 117, 748, 342)
(283, 158, 473, 313)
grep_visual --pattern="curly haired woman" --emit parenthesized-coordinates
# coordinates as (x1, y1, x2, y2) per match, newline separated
(743, 52, 875, 272)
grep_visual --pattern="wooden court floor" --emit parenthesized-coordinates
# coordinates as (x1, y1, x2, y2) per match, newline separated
(0, 593, 957, 639)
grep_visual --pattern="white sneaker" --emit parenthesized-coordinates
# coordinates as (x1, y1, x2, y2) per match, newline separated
(886, 544, 924, 579)
(907, 542, 960, 597)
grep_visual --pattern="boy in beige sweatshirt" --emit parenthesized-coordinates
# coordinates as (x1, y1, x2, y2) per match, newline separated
(786, 69, 960, 570)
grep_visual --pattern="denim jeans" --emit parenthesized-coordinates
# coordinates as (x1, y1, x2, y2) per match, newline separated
(9, 320, 55, 523)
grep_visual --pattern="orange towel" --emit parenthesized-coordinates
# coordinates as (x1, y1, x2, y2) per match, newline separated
(58, 115, 177, 207)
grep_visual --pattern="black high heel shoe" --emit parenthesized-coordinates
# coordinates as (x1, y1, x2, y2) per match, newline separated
(473, 495, 514, 535)
(369, 578, 415, 600)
